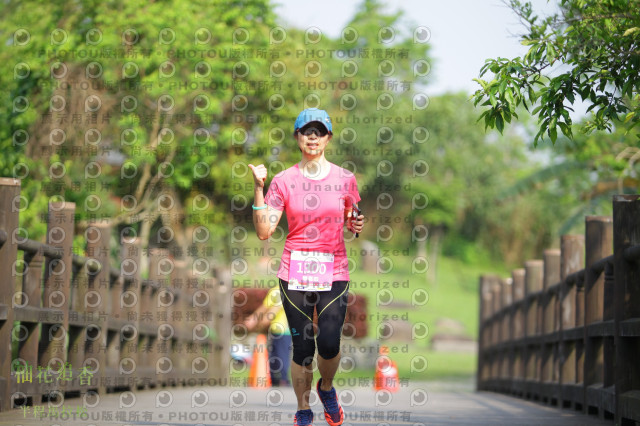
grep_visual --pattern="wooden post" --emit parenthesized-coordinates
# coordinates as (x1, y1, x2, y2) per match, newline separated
(41, 201, 75, 379)
(525, 260, 544, 335)
(613, 195, 640, 425)
(501, 277, 513, 343)
(477, 275, 492, 390)
(559, 234, 585, 407)
(121, 235, 141, 390)
(84, 221, 111, 395)
(512, 268, 525, 385)
(561, 236, 585, 330)
(20, 236, 44, 405)
(584, 216, 613, 325)
(0, 178, 21, 411)
(543, 250, 561, 335)
(68, 251, 88, 385)
(524, 260, 543, 397)
(501, 277, 513, 382)
(186, 268, 207, 386)
(491, 278, 502, 346)
(489, 276, 502, 382)
(502, 277, 513, 308)
(583, 216, 612, 414)
(477, 275, 486, 390)
(542, 249, 560, 404)
(173, 258, 188, 386)
(151, 248, 172, 386)
(603, 261, 615, 390)
(512, 269, 525, 339)
(553, 259, 563, 398)
(147, 248, 162, 386)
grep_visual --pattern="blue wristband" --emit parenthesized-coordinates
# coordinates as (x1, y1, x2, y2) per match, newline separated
(252, 204, 267, 210)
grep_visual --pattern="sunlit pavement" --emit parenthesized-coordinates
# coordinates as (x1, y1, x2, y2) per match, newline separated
(0, 380, 610, 425)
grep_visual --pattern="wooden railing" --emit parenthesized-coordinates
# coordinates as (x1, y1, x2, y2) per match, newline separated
(477, 195, 640, 425)
(0, 178, 231, 411)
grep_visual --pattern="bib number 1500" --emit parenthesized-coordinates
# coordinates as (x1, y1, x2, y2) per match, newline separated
(297, 261, 326, 274)
(288, 250, 335, 291)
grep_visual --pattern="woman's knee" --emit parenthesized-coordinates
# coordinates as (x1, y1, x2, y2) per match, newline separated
(317, 344, 340, 360)
(316, 333, 341, 360)
(291, 336, 315, 366)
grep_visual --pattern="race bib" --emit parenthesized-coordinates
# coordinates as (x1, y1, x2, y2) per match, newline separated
(288, 250, 334, 291)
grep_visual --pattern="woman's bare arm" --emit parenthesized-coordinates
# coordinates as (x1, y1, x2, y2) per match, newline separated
(249, 164, 283, 240)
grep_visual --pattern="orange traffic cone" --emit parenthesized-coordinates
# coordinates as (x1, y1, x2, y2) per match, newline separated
(248, 334, 271, 388)
(373, 346, 399, 392)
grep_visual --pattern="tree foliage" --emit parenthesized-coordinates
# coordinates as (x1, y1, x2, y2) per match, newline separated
(500, 122, 640, 235)
(1, 0, 280, 252)
(0, 0, 592, 270)
(472, 0, 640, 145)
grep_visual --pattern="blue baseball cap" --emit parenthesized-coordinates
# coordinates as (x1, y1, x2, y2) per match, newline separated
(294, 108, 332, 133)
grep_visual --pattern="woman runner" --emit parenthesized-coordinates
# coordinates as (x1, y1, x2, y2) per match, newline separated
(249, 107, 364, 426)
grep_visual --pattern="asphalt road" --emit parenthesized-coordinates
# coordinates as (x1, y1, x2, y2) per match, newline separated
(0, 380, 611, 425)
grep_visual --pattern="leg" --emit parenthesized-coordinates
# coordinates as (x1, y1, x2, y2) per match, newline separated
(279, 279, 317, 410)
(315, 281, 350, 425)
(317, 352, 341, 391)
(316, 281, 350, 389)
(290, 360, 314, 409)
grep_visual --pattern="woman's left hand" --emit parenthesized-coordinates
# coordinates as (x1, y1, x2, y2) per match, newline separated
(350, 213, 364, 234)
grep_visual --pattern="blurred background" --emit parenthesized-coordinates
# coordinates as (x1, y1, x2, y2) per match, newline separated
(2, 0, 635, 386)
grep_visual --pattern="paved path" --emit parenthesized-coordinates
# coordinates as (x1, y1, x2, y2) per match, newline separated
(0, 380, 610, 425)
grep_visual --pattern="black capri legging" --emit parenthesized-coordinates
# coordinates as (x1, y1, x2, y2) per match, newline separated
(279, 279, 350, 366)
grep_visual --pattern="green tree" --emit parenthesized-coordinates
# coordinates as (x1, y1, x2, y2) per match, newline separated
(472, 0, 640, 144)
(498, 122, 640, 237)
(406, 93, 551, 269)
(0, 0, 281, 260)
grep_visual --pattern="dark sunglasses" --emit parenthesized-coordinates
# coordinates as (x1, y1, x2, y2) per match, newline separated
(299, 125, 328, 137)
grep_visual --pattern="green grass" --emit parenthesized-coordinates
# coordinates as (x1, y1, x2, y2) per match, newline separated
(335, 344, 478, 381)
(348, 255, 485, 341)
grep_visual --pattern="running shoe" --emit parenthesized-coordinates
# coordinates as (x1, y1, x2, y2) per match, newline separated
(316, 378, 344, 426)
(294, 408, 314, 426)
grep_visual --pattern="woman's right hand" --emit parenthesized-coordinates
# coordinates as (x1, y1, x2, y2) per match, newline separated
(248, 164, 267, 188)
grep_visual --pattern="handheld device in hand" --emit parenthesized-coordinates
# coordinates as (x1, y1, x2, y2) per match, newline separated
(351, 205, 361, 238)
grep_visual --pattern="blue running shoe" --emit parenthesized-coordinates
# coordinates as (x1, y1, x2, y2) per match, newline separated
(294, 408, 314, 426)
(316, 378, 344, 426)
